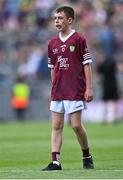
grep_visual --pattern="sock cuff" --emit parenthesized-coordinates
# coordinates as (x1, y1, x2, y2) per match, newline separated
(82, 148, 90, 157)
(53, 161, 60, 165)
(52, 152, 60, 154)
(52, 152, 60, 162)
(83, 155, 91, 160)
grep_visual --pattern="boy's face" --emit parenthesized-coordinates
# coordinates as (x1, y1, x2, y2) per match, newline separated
(54, 11, 72, 33)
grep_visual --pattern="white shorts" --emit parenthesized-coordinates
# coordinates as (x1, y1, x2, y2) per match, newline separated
(50, 100, 87, 114)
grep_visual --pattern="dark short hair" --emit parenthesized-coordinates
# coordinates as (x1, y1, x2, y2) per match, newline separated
(55, 6, 75, 20)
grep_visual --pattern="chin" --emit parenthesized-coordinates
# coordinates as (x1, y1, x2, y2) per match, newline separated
(56, 27, 62, 31)
(57, 29, 62, 32)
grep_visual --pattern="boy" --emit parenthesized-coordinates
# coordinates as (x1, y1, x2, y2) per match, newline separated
(42, 6, 94, 171)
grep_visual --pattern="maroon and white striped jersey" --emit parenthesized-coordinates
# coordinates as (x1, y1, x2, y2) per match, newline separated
(48, 30, 92, 100)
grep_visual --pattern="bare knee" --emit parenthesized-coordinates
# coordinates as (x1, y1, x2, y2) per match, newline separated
(52, 123, 64, 132)
(52, 112, 64, 132)
(72, 125, 82, 133)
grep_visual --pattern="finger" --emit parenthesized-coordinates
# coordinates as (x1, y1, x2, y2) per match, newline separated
(86, 96, 93, 102)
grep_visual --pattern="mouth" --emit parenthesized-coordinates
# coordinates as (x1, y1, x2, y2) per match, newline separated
(55, 25, 61, 29)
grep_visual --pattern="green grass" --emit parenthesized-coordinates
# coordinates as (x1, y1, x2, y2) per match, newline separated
(0, 120, 123, 179)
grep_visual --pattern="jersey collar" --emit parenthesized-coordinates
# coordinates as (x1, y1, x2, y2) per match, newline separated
(59, 29, 75, 43)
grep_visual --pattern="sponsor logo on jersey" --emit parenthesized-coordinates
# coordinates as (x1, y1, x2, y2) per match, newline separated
(70, 45, 75, 52)
(58, 56, 69, 69)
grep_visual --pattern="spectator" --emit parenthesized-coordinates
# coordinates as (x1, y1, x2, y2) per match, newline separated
(97, 56, 119, 123)
(11, 76, 30, 121)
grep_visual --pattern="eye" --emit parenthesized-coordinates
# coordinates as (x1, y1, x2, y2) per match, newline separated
(54, 16, 64, 20)
(59, 17, 63, 20)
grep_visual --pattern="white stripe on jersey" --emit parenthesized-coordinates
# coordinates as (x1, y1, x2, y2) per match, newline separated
(48, 64, 54, 68)
(83, 59, 92, 65)
(83, 53, 91, 60)
(48, 58, 51, 64)
(83, 52, 92, 64)
(83, 52, 90, 57)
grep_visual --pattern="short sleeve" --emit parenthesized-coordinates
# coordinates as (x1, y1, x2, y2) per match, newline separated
(79, 37, 92, 65)
(48, 42, 54, 68)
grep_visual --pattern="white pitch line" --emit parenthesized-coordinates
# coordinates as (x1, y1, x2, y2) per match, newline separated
(0, 169, 123, 172)
(96, 169, 123, 172)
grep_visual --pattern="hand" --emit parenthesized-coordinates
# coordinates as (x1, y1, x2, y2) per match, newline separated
(84, 88, 93, 102)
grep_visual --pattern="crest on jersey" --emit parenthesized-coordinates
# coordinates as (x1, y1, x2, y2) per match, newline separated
(70, 45, 75, 52)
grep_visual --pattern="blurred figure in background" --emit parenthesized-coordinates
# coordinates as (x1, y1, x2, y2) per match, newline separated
(97, 56, 119, 124)
(11, 76, 30, 121)
(117, 60, 123, 121)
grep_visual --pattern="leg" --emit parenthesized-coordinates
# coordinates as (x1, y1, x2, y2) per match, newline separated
(70, 110, 94, 169)
(15, 109, 25, 120)
(51, 111, 64, 152)
(111, 100, 119, 123)
(102, 101, 108, 124)
(42, 111, 64, 171)
(70, 110, 89, 150)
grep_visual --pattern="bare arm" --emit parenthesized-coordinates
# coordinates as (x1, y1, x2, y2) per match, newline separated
(84, 63, 93, 102)
(51, 68, 55, 83)
(48, 68, 55, 105)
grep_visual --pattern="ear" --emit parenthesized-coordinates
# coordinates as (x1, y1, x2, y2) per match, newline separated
(68, 17, 73, 24)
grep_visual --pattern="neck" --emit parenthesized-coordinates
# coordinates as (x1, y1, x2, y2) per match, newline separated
(60, 27, 72, 37)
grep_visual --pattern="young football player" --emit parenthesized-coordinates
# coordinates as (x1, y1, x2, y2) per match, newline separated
(42, 6, 94, 171)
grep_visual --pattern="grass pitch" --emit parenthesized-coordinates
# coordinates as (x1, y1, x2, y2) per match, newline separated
(0, 120, 123, 179)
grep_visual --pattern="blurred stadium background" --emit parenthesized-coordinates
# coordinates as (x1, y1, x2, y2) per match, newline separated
(0, 0, 123, 123)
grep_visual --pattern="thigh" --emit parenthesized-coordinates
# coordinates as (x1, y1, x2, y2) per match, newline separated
(51, 111, 64, 129)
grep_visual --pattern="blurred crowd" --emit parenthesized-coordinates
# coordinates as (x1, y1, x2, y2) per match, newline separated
(0, 0, 123, 99)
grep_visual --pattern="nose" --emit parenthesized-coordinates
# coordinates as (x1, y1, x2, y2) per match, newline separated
(55, 18, 59, 23)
